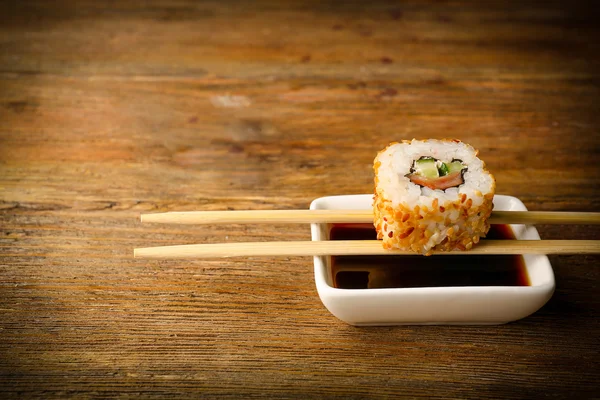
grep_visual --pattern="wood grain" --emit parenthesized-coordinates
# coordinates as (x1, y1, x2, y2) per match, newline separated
(1, 0, 599, 398)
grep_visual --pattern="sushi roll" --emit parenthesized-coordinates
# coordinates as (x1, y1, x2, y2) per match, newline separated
(373, 139, 496, 255)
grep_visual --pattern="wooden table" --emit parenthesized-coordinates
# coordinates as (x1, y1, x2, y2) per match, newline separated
(1, 0, 599, 397)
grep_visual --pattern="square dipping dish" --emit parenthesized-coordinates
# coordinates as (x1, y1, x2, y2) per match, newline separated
(310, 194, 555, 326)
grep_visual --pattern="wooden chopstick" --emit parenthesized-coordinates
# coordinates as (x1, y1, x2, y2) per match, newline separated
(141, 210, 600, 225)
(134, 239, 600, 259)
(137, 209, 600, 259)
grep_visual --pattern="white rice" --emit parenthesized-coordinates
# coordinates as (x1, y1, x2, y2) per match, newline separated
(376, 139, 494, 211)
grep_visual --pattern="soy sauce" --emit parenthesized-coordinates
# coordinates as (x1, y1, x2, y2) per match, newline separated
(330, 224, 530, 289)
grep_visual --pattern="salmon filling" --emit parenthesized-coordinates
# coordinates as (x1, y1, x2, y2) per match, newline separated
(407, 157, 466, 190)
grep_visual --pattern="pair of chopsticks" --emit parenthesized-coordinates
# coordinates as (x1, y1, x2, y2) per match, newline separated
(133, 210, 600, 259)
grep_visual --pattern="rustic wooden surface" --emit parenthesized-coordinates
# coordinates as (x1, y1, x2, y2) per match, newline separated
(1, 0, 599, 398)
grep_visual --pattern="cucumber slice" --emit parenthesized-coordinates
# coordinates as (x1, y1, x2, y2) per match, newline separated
(447, 161, 466, 174)
(438, 162, 449, 176)
(414, 158, 439, 179)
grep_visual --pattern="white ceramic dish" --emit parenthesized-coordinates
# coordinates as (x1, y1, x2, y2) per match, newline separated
(310, 194, 555, 326)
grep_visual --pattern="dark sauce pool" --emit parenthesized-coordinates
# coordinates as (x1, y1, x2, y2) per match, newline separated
(330, 224, 530, 289)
